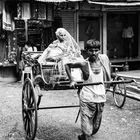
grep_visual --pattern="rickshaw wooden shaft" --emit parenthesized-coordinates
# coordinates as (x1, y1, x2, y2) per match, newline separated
(23, 105, 80, 111)
(55, 79, 134, 88)
(38, 105, 79, 110)
(107, 88, 140, 102)
(76, 79, 134, 86)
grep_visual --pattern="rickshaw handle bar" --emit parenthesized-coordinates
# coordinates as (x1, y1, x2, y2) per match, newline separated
(75, 79, 134, 87)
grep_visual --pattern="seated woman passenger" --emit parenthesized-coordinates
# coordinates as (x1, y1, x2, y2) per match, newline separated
(38, 28, 82, 62)
(38, 28, 87, 86)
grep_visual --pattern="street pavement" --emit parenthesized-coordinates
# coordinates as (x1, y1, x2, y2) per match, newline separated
(0, 81, 140, 140)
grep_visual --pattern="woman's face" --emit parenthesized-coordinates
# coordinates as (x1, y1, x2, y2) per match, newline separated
(57, 32, 66, 42)
(56, 28, 68, 42)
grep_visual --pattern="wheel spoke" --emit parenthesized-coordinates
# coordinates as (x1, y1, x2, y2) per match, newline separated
(24, 116, 28, 128)
(25, 83, 28, 99)
(27, 117, 31, 136)
(28, 113, 34, 135)
(25, 115, 29, 132)
(29, 94, 34, 107)
(30, 99, 34, 107)
(23, 88, 27, 102)
(26, 114, 32, 137)
(27, 83, 31, 104)
(23, 110, 28, 118)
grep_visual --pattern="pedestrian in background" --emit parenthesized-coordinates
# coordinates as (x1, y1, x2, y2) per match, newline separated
(24, 41, 37, 52)
(78, 39, 111, 140)
(122, 23, 134, 58)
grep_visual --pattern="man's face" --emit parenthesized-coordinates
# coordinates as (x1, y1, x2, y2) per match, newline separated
(87, 48, 100, 62)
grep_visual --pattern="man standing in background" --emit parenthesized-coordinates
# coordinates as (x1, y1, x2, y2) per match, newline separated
(122, 23, 134, 59)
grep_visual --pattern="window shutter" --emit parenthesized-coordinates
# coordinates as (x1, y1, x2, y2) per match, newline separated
(61, 11, 75, 38)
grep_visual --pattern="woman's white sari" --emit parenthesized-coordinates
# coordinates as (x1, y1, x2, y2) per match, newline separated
(38, 28, 85, 76)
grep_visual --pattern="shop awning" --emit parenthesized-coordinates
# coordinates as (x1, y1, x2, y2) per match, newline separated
(35, 0, 83, 2)
(88, 0, 140, 6)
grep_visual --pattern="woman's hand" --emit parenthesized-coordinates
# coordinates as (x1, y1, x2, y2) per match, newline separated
(57, 43, 67, 52)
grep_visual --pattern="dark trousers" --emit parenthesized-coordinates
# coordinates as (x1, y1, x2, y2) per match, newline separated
(123, 38, 133, 58)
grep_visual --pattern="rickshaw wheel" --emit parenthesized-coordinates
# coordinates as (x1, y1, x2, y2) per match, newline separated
(113, 76, 126, 108)
(22, 78, 38, 140)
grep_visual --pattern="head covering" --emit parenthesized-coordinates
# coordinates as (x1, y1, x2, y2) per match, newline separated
(86, 39, 101, 50)
(55, 28, 81, 54)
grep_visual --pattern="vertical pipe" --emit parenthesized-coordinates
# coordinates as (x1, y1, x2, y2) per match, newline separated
(75, 3, 79, 43)
(99, 14, 103, 53)
(138, 13, 140, 58)
(25, 19, 28, 42)
(102, 12, 107, 54)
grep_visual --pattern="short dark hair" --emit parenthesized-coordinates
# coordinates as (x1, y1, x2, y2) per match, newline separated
(86, 39, 101, 50)
(25, 41, 30, 46)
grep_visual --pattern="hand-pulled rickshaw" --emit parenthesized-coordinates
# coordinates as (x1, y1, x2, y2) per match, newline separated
(21, 51, 134, 140)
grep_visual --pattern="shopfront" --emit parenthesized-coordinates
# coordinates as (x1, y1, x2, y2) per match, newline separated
(107, 12, 138, 59)
(104, 6, 140, 70)
(0, 0, 54, 81)
(87, 0, 140, 70)
(0, 1, 17, 82)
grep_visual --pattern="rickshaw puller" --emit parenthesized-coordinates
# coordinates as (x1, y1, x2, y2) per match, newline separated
(66, 39, 111, 140)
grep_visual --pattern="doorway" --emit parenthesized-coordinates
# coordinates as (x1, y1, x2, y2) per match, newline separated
(79, 16, 100, 50)
(107, 12, 138, 59)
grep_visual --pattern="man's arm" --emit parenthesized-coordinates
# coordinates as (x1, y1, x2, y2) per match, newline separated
(65, 61, 89, 82)
(99, 54, 111, 81)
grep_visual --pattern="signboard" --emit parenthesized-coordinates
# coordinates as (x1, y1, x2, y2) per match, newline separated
(2, 2, 14, 31)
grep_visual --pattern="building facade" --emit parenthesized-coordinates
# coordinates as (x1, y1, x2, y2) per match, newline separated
(1, 0, 140, 81)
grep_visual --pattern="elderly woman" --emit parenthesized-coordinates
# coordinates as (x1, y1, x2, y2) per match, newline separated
(38, 28, 87, 86)
(38, 28, 82, 62)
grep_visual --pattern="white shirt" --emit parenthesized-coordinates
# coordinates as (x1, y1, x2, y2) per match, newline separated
(122, 26, 134, 38)
(27, 47, 37, 52)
